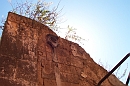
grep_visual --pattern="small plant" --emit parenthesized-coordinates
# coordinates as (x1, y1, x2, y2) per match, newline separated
(115, 63, 128, 80)
(98, 59, 129, 82)
(9, 0, 60, 28)
(65, 25, 86, 44)
(0, 0, 86, 44)
(0, 15, 5, 30)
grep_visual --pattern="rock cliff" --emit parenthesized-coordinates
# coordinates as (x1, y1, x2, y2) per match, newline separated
(0, 12, 125, 86)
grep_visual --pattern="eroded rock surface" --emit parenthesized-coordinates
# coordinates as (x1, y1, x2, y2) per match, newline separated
(0, 12, 125, 86)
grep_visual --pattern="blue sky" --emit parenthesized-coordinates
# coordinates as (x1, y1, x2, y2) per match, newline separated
(0, 0, 130, 84)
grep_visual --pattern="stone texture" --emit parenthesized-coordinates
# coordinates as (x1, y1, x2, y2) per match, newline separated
(0, 12, 125, 86)
(44, 79, 57, 86)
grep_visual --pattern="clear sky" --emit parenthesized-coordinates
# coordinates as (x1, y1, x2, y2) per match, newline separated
(0, 0, 130, 84)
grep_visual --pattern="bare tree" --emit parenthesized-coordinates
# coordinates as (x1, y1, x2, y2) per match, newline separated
(0, 0, 85, 44)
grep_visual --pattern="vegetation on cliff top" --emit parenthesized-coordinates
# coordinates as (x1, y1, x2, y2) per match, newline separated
(0, 0, 85, 44)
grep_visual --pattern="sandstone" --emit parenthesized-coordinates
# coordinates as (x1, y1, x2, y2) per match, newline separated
(0, 12, 125, 86)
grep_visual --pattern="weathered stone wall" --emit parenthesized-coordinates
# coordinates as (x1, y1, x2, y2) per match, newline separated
(0, 12, 125, 86)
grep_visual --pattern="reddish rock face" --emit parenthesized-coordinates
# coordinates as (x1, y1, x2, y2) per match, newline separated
(0, 12, 125, 86)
